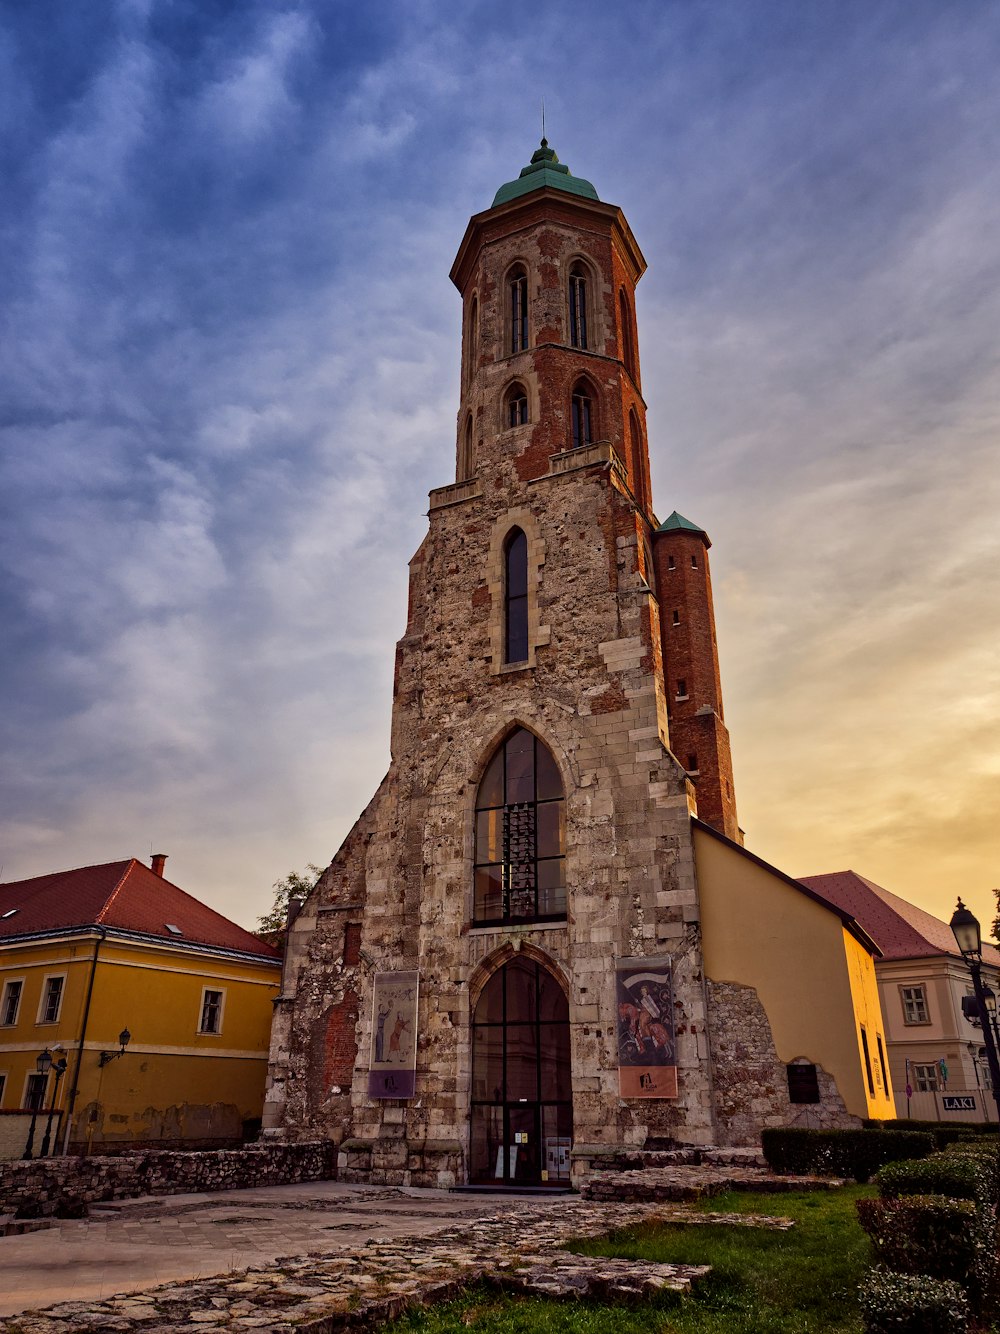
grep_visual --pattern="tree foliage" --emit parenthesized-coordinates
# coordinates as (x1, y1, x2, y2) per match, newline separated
(257, 865, 322, 934)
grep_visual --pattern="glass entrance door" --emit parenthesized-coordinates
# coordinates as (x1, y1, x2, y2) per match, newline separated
(469, 957, 572, 1185)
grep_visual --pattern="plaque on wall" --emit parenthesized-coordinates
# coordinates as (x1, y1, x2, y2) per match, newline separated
(615, 956, 678, 1098)
(368, 970, 419, 1099)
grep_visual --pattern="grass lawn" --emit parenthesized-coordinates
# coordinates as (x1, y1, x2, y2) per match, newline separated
(386, 1187, 875, 1334)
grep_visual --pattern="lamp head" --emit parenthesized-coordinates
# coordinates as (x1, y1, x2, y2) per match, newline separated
(118, 1028, 131, 1051)
(36, 1048, 52, 1076)
(950, 898, 982, 962)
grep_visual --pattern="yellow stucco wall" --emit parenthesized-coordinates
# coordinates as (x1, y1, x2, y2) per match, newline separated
(694, 826, 895, 1120)
(0, 932, 280, 1153)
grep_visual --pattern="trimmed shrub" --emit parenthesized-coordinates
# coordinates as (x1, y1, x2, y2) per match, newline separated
(858, 1268, 969, 1334)
(856, 1195, 979, 1287)
(761, 1127, 934, 1182)
(864, 1118, 998, 1136)
(875, 1151, 995, 1209)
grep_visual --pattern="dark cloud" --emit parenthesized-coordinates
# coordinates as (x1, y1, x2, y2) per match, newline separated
(2, 0, 999, 929)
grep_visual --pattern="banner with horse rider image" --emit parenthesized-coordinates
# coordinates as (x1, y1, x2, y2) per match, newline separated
(615, 956, 678, 1098)
(368, 970, 419, 1099)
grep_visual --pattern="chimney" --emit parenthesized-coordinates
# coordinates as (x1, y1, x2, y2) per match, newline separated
(150, 853, 167, 878)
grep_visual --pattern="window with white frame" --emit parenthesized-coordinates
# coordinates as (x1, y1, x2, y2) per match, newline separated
(38, 975, 64, 1024)
(1, 978, 23, 1026)
(900, 985, 929, 1025)
(912, 1062, 939, 1092)
(199, 988, 225, 1034)
(24, 1072, 47, 1111)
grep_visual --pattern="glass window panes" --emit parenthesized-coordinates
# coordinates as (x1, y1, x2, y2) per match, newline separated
(1, 980, 22, 1026)
(474, 730, 566, 926)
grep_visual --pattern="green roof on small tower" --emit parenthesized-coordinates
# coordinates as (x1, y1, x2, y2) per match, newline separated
(657, 511, 707, 536)
(492, 139, 600, 207)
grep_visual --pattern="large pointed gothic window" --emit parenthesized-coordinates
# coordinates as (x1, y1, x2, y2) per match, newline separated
(568, 263, 588, 349)
(504, 528, 528, 663)
(474, 729, 566, 926)
(509, 266, 528, 354)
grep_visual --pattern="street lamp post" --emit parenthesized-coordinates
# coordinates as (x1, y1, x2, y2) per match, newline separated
(950, 899, 1000, 1116)
(39, 1052, 68, 1158)
(22, 1048, 53, 1160)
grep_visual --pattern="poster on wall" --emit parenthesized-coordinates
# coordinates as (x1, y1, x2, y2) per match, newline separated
(615, 955, 678, 1098)
(367, 970, 419, 1099)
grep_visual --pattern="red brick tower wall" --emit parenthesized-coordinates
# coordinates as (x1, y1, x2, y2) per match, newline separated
(451, 191, 653, 514)
(653, 526, 741, 842)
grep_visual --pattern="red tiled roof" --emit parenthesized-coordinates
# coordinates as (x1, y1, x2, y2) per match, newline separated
(799, 870, 1000, 968)
(0, 859, 280, 960)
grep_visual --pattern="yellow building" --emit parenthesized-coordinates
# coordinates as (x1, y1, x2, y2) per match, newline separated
(0, 855, 281, 1155)
(695, 821, 896, 1126)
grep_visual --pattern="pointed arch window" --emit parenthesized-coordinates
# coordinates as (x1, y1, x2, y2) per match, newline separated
(619, 289, 636, 379)
(568, 263, 588, 349)
(504, 383, 529, 429)
(509, 266, 528, 354)
(459, 415, 474, 480)
(503, 528, 528, 664)
(474, 728, 566, 925)
(466, 295, 479, 385)
(571, 381, 593, 449)
(629, 409, 647, 509)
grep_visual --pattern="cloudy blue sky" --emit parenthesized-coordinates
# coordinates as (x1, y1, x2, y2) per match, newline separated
(2, 0, 998, 934)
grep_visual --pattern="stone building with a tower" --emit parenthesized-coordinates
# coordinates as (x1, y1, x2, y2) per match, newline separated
(263, 142, 895, 1186)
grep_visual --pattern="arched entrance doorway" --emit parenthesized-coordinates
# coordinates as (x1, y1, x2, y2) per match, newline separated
(469, 955, 572, 1185)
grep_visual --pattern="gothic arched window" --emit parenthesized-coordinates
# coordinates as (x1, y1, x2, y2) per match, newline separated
(568, 263, 588, 349)
(504, 383, 529, 429)
(466, 295, 479, 385)
(629, 409, 647, 509)
(619, 289, 636, 379)
(459, 415, 474, 480)
(509, 266, 528, 354)
(474, 728, 566, 925)
(503, 528, 528, 664)
(571, 381, 593, 449)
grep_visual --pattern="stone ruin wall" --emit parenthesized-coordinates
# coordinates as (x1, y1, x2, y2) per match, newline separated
(706, 978, 857, 1143)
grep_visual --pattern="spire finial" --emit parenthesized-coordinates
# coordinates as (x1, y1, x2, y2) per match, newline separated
(541, 99, 546, 147)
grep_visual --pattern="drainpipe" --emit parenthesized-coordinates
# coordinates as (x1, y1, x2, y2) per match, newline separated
(62, 927, 105, 1156)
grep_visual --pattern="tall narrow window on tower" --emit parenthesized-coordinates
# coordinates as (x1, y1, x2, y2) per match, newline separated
(466, 295, 478, 386)
(619, 289, 636, 379)
(571, 382, 593, 449)
(629, 410, 646, 509)
(504, 528, 528, 664)
(473, 728, 566, 925)
(509, 266, 528, 354)
(459, 415, 474, 479)
(568, 263, 588, 349)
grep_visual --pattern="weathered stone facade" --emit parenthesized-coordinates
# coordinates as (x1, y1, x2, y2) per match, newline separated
(264, 142, 873, 1184)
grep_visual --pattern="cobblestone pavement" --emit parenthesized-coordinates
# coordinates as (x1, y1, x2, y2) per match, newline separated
(1, 1170, 802, 1332)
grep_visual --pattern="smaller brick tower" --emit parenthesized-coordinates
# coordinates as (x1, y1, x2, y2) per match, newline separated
(652, 512, 740, 842)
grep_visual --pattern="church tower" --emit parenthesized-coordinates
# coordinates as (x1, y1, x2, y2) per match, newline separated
(264, 144, 764, 1185)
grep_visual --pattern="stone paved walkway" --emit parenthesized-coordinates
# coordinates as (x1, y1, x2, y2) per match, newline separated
(1, 1169, 804, 1332)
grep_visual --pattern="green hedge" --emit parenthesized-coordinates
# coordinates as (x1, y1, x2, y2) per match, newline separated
(858, 1268, 969, 1334)
(760, 1128, 934, 1182)
(875, 1151, 996, 1210)
(856, 1195, 979, 1288)
(864, 1118, 999, 1150)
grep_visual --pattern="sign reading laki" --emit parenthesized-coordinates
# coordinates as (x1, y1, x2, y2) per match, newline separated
(942, 1095, 977, 1112)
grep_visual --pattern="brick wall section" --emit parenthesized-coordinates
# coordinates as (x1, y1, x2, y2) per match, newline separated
(652, 526, 740, 841)
(0, 1141, 336, 1218)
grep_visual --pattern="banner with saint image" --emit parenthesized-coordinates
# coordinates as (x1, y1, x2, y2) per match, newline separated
(368, 970, 419, 1099)
(615, 956, 678, 1098)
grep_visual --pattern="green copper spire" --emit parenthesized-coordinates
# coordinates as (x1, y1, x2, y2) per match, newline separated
(492, 139, 600, 207)
(656, 511, 707, 536)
